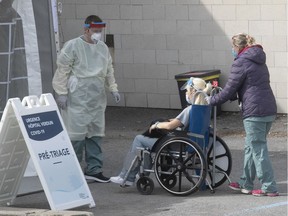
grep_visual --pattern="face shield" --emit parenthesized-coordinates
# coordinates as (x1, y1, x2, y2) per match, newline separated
(84, 22, 106, 43)
(180, 77, 193, 91)
(181, 77, 206, 104)
(180, 77, 206, 91)
(182, 77, 212, 105)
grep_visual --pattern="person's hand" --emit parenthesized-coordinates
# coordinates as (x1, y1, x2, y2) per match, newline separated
(149, 122, 159, 133)
(56, 95, 68, 109)
(205, 96, 211, 104)
(112, 91, 121, 103)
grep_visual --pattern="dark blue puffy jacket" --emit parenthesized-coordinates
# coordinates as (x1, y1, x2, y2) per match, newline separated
(210, 45, 277, 119)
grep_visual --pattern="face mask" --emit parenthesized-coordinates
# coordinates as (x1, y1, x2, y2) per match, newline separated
(91, 33, 102, 43)
(186, 94, 192, 104)
(231, 48, 238, 58)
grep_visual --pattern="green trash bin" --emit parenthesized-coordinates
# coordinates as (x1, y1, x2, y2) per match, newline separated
(175, 70, 221, 115)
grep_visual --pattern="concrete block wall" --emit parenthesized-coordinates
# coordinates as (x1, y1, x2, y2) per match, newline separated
(58, 0, 287, 113)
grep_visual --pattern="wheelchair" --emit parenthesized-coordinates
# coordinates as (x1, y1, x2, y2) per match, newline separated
(121, 90, 232, 196)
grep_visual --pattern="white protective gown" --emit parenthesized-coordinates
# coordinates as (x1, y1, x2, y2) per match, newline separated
(52, 36, 118, 141)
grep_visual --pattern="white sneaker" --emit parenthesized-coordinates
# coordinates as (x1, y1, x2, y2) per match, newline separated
(110, 176, 134, 186)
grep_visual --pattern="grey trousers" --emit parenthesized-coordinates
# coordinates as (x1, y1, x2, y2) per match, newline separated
(119, 135, 158, 182)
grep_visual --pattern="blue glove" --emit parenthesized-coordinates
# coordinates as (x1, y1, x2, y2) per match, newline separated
(56, 95, 68, 109)
(112, 91, 121, 103)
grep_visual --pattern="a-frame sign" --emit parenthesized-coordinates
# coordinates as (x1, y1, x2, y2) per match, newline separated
(0, 93, 95, 210)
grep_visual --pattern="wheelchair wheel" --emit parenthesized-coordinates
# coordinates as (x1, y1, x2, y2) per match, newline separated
(136, 176, 154, 195)
(154, 137, 207, 196)
(207, 134, 232, 188)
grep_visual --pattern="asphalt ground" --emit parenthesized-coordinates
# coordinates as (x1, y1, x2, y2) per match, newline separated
(0, 107, 287, 216)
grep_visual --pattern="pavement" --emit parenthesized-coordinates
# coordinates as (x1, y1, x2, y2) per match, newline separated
(0, 107, 287, 216)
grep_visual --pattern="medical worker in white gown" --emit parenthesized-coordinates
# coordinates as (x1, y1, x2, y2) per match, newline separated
(52, 15, 120, 183)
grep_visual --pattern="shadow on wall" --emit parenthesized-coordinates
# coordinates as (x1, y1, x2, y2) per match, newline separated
(102, 2, 239, 110)
(58, 1, 284, 112)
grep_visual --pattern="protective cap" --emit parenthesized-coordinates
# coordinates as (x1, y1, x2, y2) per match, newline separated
(180, 77, 206, 91)
(84, 22, 106, 28)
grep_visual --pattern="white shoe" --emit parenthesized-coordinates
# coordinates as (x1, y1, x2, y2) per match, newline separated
(110, 176, 133, 186)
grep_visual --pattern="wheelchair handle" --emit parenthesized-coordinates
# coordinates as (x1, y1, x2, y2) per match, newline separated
(210, 86, 222, 96)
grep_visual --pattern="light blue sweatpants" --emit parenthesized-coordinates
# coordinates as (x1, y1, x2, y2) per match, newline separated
(119, 135, 158, 182)
(238, 115, 278, 193)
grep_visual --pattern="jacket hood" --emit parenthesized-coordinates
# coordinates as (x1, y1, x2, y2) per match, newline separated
(238, 45, 266, 65)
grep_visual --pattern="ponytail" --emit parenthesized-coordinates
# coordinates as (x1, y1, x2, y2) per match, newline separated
(246, 34, 256, 46)
(232, 33, 256, 49)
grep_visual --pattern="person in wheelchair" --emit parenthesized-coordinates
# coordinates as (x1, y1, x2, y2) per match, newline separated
(110, 77, 212, 186)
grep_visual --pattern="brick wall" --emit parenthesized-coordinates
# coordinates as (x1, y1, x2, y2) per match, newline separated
(58, 0, 287, 113)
